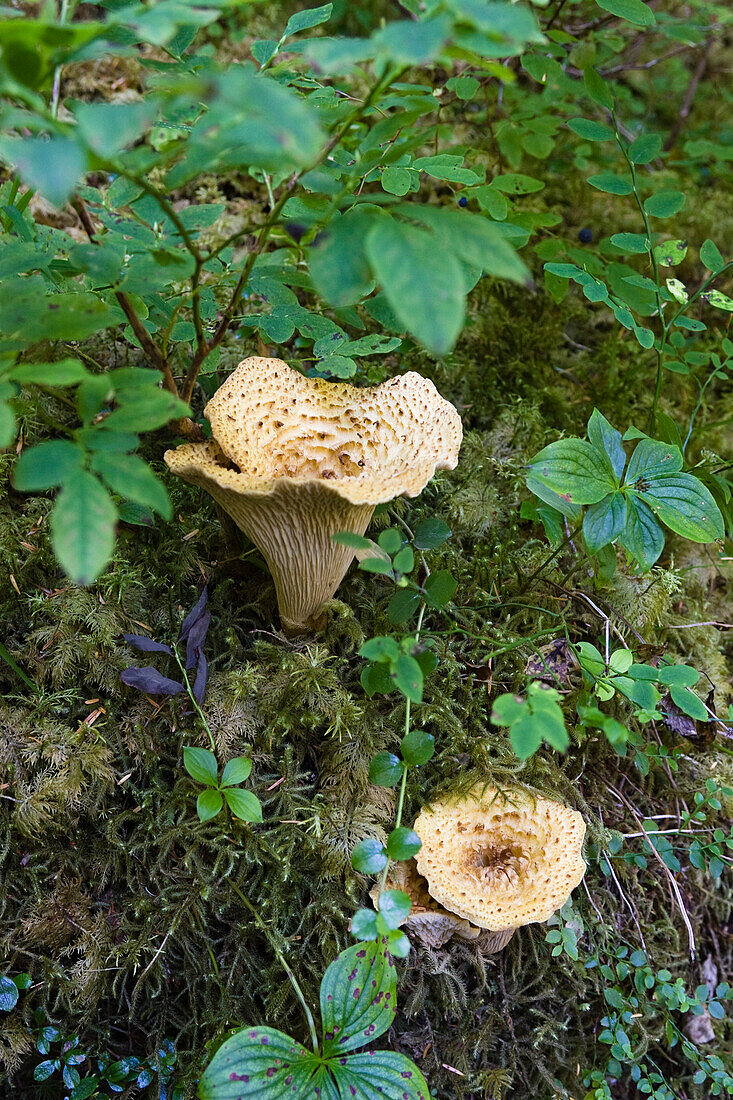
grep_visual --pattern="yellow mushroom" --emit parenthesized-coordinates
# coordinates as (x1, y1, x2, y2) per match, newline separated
(370, 860, 514, 953)
(413, 785, 586, 937)
(165, 357, 462, 633)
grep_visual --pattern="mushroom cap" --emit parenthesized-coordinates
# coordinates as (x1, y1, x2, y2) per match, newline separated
(164, 357, 462, 632)
(194, 356, 462, 505)
(370, 860, 514, 952)
(414, 786, 586, 932)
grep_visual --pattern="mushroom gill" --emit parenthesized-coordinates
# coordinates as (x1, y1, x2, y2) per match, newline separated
(413, 785, 586, 935)
(164, 357, 462, 633)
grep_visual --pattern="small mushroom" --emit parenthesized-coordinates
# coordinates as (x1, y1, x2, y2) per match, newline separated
(370, 860, 513, 953)
(413, 785, 586, 939)
(165, 357, 462, 633)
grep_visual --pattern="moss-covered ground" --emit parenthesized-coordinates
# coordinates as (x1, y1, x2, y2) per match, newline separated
(2, 12, 733, 1100)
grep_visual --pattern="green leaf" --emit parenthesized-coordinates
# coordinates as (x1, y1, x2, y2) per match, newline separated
(596, 0, 655, 25)
(392, 654, 423, 703)
(75, 102, 155, 158)
(567, 118, 615, 142)
(654, 239, 688, 267)
(377, 888, 412, 929)
(0, 135, 86, 208)
(587, 173, 633, 195)
(583, 492, 627, 552)
(359, 637, 400, 663)
(351, 839, 388, 875)
(395, 205, 529, 285)
(368, 752, 404, 788)
(527, 438, 619, 505)
(0, 976, 19, 1012)
(392, 546, 414, 574)
(103, 390, 190, 432)
(387, 588, 420, 625)
(702, 289, 733, 313)
(90, 452, 171, 519)
(334, 1051, 429, 1100)
(320, 938, 396, 1053)
(610, 232, 650, 254)
(365, 219, 465, 354)
(183, 747, 219, 786)
(656, 664, 699, 688)
(386, 828, 421, 861)
(51, 469, 116, 585)
(489, 173, 545, 194)
(373, 16, 451, 64)
(625, 438, 682, 481)
(13, 441, 83, 491)
(628, 133, 662, 164)
(197, 1026, 318, 1099)
(11, 358, 89, 386)
(669, 685, 708, 722)
(400, 729, 435, 766)
(359, 556, 395, 577)
(700, 239, 724, 273)
(351, 908, 379, 941)
(584, 67, 614, 110)
(644, 191, 685, 218)
(509, 713, 543, 760)
(412, 153, 482, 185)
(0, 402, 15, 449)
(381, 167, 413, 196)
(332, 531, 373, 550)
(639, 475, 724, 542)
(284, 3, 332, 37)
(309, 209, 377, 307)
(223, 788, 263, 823)
(413, 517, 451, 549)
(618, 494, 664, 569)
(423, 569, 457, 610)
(378, 528, 403, 555)
(197, 789, 223, 822)
(221, 757, 253, 787)
(490, 693, 526, 726)
(588, 410, 626, 480)
(0, 289, 117, 344)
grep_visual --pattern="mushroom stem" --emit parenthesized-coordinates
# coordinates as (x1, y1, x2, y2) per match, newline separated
(214, 479, 374, 633)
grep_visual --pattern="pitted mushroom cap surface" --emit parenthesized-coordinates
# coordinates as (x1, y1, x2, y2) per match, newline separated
(414, 786, 586, 932)
(194, 356, 462, 504)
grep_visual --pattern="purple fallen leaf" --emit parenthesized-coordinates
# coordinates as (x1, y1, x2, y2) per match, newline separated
(186, 610, 211, 669)
(179, 586, 208, 642)
(193, 653, 208, 704)
(121, 666, 184, 695)
(122, 633, 173, 655)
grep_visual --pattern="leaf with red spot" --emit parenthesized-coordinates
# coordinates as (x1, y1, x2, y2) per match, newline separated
(197, 1026, 319, 1100)
(329, 1051, 430, 1100)
(320, 939, 396, 1056)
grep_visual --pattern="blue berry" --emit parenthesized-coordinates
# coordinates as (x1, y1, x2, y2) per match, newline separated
(578, 227, 593, 243)
(458, 196, 468, 207)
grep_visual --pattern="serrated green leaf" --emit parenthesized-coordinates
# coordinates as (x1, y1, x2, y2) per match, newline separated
(51, 469, 116, 585)
(13, 441, 83, 491)
(90, 452, 171, 519)
(365, 219, 465, 354)
(103, 390, 190, 432)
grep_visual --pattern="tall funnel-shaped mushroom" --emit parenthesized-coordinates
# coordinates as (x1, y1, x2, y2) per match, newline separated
(414, 785, 586, 945)
(165, 357, 462, 633)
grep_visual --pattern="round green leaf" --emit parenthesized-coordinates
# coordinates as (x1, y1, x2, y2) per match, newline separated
(351, 908, 379, 941)
(378, 888, 412, 930)
(0, 976, 19, 1012)
(644, 191, 685, 219)
(351, 838, 388, 875)
(369, 751, 404, 787)
(400, 729, 435, 766)
(386, 827, 422, 861)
